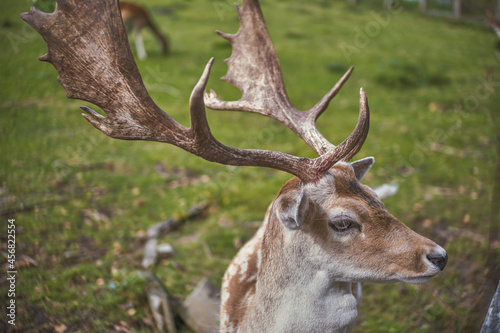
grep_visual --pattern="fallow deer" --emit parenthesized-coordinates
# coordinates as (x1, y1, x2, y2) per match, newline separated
(120, 1, 169, 59)
(21, 0, 447, 332)
(486, 9, 500, 41)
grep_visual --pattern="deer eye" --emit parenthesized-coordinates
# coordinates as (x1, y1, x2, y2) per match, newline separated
(329, 217, 356, 232)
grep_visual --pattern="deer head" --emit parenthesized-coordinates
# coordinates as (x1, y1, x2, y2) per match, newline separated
(219, 161, 447, 332)
(270, 163, 447, 284)
(21, 0, 446, 331)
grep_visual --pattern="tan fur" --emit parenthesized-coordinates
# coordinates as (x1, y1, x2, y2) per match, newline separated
(220, 162, 446, 332)
(119, 1, 169, 59)
(486, 10, 500, 39)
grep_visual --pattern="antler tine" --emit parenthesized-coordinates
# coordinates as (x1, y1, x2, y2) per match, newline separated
(21, 0, 360, 183)
(337, 88, 370, 162)
(205, 0, 362, 157)
(307, 66, 354, 127)
(303, 66, 355, 155)
(186, 59, 349, 180)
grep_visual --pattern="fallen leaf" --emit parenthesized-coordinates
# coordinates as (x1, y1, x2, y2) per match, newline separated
(422, 219, 433, 228)
(413, 203, 423, 211)
(54, 324, 67, 333)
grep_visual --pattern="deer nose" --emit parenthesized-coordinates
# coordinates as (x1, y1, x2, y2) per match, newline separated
(427, 252, 448, 271)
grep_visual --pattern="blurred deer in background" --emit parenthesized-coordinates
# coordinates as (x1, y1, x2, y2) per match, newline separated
(120, 1, 169, 59)
(486, 8, 500, 41)
(21, 0, 447, 331)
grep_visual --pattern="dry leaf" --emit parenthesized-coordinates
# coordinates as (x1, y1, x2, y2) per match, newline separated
(413, 203, 423, 211)
(54, 324, 67, 333)
(422, 219, 433, 228)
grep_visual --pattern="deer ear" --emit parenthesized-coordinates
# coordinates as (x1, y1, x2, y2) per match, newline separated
(275, 188, 310, 230)
(351, 157, 375, 181)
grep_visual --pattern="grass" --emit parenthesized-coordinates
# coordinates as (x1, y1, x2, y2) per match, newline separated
(1, 0, 499, 331)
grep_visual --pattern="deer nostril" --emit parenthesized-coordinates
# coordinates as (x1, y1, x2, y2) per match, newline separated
(427, 253, 448, 271)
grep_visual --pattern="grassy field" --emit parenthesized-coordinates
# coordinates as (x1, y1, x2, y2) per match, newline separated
(1, 0, 499, 332)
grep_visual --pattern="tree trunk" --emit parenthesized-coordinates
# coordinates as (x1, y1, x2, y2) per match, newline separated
(496, 0, 500, 22)
(420, 0, 427, 13)
(453, 0, 461, 20)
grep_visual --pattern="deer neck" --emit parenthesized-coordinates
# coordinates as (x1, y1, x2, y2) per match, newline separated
(245, 212, 358, 332)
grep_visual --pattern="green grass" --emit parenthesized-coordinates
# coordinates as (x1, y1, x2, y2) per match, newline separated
(1, 0, 499, 331)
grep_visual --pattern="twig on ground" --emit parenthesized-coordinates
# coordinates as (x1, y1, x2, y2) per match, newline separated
(140, 202, 209, 333)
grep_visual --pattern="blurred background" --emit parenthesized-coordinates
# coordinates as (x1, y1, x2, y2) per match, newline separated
(1, 0, 499, 331)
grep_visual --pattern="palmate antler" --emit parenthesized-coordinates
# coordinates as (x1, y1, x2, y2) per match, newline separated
(21, 0, 369, 183)
(205, 0, 368, 157)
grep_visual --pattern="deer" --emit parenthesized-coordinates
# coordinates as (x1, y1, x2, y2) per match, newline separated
(21, 0, 447, 332)
(486, 9, 500, 41)
(119, 1, 169, 60)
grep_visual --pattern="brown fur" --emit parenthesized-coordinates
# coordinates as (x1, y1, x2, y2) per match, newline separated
(222, 248, 258, 328)
(221, 162, 446, 332)
(120, 1, 169, 56)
